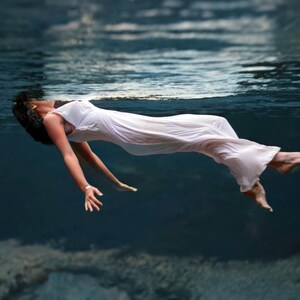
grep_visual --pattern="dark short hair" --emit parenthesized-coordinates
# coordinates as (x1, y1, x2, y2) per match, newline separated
(12, 92, 53, 145)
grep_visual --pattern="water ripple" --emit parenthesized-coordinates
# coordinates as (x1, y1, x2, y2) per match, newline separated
(0, 0, 300, 125)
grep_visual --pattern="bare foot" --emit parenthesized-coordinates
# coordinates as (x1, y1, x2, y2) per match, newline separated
(269, 152, 300, 174)
(243, 181, 273, 212)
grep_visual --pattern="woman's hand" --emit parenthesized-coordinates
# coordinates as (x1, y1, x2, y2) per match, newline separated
(85, 186, 103, 212)
(115, 181, 138, 192)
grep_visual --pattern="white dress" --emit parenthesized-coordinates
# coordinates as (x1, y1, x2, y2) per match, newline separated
(51, 101, 281, 192)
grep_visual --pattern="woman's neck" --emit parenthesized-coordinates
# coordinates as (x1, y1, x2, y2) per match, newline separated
(29, 100, 55, 119)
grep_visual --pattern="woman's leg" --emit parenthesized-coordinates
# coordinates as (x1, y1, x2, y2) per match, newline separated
(268, 151, 300, 174)
(242, 180, 273, 212)
(181, 116, 299, 211)
(241, 152, 300, 212)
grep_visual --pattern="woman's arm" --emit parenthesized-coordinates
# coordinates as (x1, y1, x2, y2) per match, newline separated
(43, 114, 103, 212)
(71, 142, 137, 192)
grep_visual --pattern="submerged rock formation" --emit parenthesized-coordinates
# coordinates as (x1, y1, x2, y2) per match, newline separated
(0, 239, 299, 300)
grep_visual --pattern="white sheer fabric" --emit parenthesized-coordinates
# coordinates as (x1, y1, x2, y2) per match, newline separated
(51, 101, 280, 192)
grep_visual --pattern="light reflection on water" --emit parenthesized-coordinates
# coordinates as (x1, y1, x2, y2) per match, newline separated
(0, 0, 300, 121)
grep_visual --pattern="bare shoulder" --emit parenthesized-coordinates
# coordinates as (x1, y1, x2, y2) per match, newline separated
(43, 113, 67, 142)
(43, 112, 64, 127)
(43, 113, 64, 133)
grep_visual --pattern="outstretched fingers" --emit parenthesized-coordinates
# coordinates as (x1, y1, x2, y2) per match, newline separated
(85, 186, 103, 213)
(116, 182, 138, 192)
(85, 198, 101, 212)
(86, 201, 94, 212)
(90, 200, 100, 211)
(95, 188, 103, 196)
(124, 184, 138, 192)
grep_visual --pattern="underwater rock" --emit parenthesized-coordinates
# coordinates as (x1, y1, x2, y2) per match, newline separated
(13, 272, 130, 300)
(0, 239, 299, 300)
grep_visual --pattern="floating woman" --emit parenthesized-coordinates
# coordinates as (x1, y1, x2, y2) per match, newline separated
(12, 92, 300, 213)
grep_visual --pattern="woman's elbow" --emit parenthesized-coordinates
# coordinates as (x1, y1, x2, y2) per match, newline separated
(63, 152, 78, 165)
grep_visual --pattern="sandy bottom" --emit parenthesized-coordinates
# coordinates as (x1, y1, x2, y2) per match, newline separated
(0, 240, 299, 300)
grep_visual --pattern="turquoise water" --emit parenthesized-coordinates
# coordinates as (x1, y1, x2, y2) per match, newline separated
(1, 0, 300, 264)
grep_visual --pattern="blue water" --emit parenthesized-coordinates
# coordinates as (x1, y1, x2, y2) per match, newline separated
(1, 0, 300, 261)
